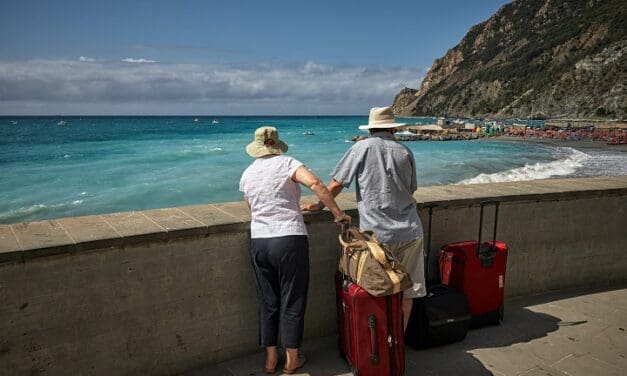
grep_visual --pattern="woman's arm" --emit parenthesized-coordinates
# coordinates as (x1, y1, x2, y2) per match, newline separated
(292, 166, 350, 223)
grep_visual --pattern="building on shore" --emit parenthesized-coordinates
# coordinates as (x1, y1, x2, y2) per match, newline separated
(544, 119, 627, 130)
(390, 123, 481, 141)
(505, 119, 627, 143)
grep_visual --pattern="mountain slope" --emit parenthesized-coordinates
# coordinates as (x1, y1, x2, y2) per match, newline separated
(392, 0, 626, 119)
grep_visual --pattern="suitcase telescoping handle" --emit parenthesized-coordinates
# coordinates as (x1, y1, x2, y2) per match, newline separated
(477, 201, 500, 267)
(339, 222, 351, 291)
(340, 221, 350, 240)
(425, 204, 438, 284)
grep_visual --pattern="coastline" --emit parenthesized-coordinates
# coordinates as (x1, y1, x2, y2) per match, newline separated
(3, 117, 626, 224)
(490, 135, 627, 153)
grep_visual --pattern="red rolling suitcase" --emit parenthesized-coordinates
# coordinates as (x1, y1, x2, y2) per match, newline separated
(439, 201, 508, 328)
(336, 272, 405, 376)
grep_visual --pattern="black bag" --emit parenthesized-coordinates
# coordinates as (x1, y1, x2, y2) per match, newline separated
(405, 284, 471, 349)
(404, 205, 471, 349)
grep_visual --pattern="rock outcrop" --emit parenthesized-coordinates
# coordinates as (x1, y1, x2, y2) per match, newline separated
(392, 0, 626, 119)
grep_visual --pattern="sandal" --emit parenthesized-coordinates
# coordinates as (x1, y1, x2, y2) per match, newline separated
(283, 354, 306, 374)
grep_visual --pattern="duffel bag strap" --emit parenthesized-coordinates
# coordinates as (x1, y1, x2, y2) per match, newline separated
(338, 233, 349, 248)
(364, 238, 390, 268)
(363, 241, 403, 294)
(338, 224, 356, 290)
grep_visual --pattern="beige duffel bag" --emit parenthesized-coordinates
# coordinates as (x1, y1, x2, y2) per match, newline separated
(338, 226, 413, 297)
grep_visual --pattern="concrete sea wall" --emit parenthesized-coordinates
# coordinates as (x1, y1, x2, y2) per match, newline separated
(1, 176, 626, 375)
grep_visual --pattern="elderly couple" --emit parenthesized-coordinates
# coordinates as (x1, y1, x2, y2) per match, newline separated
(239, 106, 426, 374)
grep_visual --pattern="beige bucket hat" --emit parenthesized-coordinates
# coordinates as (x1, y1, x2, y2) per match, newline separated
(359, 106, 406, 130)
(246, 126, 288, 158)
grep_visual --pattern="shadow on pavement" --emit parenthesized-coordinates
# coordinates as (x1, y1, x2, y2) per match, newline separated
(280, 300, 562, 375)
(183, 285, 626, 376)
(403, 306, 561, 376)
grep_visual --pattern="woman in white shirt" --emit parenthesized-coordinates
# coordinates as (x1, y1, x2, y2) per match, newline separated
(240, 126, 350, 374)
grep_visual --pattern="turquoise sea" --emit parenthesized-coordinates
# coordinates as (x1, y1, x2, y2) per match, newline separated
(2, 116, 626, 224)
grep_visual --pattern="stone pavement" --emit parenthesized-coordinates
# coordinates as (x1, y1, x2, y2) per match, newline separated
(182, 285, 627, 376)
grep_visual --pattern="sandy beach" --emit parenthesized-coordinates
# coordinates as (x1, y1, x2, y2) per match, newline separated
(491, 135, 627, 153)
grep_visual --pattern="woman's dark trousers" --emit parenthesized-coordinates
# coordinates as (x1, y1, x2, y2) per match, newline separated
(250, 235, 310, 348)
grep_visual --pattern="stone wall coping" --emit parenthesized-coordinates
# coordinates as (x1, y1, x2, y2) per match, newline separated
(1, 176, 626, 264)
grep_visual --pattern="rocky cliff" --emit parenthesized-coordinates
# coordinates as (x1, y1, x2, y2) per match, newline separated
(392, 0, 626, 119)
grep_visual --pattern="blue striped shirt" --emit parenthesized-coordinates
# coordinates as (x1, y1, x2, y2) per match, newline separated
(331, 131, 422, 244)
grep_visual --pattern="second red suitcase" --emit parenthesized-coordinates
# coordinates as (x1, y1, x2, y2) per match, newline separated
(439, 201, 508, 328)
(336, 272, 405, 376)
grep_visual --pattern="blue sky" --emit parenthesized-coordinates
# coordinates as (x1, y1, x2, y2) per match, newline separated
(0, 0, 510, 115)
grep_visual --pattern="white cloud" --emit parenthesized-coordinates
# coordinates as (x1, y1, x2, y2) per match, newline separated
(79, 56, 96, 62)
(0, 59, 424, 114)
(121, 58, 157, 63)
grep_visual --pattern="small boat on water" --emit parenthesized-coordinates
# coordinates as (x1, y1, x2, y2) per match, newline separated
(395, 130, 415, 136)
(302, 131, 315, 135)
(57, 120, 67, 126)
(10, 121, 18, 125)
(194, 118, 199, 123)
(212, 119, 220, 124)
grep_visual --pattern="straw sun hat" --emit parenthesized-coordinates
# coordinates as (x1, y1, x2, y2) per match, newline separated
(246, 126, 289, 158)
(359, 106, 406, 130)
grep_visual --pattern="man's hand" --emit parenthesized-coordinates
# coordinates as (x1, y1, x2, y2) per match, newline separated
(301, 201, 324, 212)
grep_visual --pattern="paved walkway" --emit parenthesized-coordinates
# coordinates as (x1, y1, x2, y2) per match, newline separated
(182, 285, 627, 376)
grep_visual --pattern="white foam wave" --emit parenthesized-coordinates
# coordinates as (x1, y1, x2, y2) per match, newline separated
(574, 151, 627, 177)
(0, 203, 63, 222)
(458, 147, 589, 185)
(72, 200, 83, 205)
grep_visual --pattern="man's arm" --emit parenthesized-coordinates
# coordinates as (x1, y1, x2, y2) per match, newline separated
(303, 145, 358, 212)
(293, 167, 350, 222)
(301, 178, 344, 212)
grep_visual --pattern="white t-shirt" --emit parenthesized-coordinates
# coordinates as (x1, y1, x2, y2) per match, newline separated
(239, 155, 307, 238)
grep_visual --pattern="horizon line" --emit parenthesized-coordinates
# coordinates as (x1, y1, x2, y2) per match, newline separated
(0, 114, 373, 118)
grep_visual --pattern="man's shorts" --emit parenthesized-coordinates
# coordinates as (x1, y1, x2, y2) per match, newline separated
(385, 237, 427, 299)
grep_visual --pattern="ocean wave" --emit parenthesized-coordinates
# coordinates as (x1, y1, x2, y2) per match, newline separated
(458, 147, 589, 184)
(575, 151, 627, 177)
(152, 147, 227, 161)
(0, 195, 89, 222)
(0, 203, 66, 222)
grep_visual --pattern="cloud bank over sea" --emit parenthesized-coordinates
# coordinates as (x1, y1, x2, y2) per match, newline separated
(0, 59, 423, 115)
